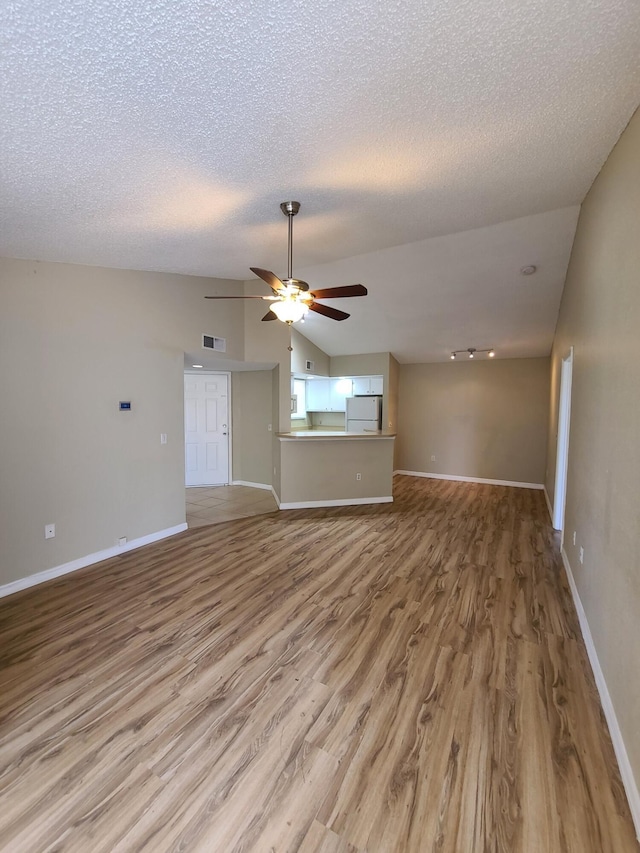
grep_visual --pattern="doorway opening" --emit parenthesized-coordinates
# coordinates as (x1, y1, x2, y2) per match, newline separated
(553, 348, 573, 538)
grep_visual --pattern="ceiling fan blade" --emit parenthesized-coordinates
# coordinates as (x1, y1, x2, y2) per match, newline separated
(205, 295, 271, 299)
(309, 284, 368, 300)
(250, 267, 285, 292)
(309, 302, 350, 321)
(261, 311, 277, 322)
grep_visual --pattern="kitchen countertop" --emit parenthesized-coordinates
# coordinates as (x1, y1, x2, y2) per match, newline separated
(277, 430, 396, 439)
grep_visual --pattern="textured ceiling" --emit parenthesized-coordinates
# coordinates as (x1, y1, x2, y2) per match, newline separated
(1, 0, 639, 361)
(293, 206, 580, 362)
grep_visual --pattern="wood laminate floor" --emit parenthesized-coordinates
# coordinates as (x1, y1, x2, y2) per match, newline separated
(0, 476, 637, 852)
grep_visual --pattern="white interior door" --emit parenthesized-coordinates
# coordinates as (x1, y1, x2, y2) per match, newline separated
(184, 373, 229, 487)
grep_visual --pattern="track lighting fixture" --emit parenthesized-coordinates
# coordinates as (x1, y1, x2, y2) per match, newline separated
(450, 348, 496, 360)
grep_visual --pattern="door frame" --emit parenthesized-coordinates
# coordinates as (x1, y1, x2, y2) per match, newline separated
(183, 370, 232, 486)
(553, 347, 573, 539)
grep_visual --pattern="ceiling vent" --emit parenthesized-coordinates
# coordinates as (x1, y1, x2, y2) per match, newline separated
(202, 334, 226, 353)
(305, 359, 314, 371)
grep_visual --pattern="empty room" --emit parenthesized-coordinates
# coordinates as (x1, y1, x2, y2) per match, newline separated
(1, 0, 639, 850)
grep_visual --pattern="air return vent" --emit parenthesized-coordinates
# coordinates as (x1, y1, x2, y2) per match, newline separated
(202, 334, 226, 353)
(305, 360, 314, 371)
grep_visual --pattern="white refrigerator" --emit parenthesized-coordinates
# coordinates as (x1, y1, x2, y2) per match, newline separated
(346, 396, 382, 432)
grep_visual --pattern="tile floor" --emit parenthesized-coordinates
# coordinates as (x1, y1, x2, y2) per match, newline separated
(185, 484, 279, 528)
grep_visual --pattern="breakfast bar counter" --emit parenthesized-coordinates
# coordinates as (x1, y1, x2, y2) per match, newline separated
(274, 431, 396, 509)
(277, 430, 396, 439)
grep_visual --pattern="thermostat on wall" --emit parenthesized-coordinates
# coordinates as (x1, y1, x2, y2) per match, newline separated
(119, 401, 131, 411)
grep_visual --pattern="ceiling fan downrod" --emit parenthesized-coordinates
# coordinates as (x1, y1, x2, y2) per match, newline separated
(280, 201, 300, 282)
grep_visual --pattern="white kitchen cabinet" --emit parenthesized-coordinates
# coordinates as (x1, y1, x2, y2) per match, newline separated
(369, 375, 384, 395)
(329, 378, 352, 411)
(307, 376, 382, 411)
(306, 378, 330, 411)
(306, 377, 353, 411)
(352, 375, 384, 395)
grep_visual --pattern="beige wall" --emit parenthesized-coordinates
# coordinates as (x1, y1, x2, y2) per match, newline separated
(388, 354, 400, 465)
(242, 280, 293, 494)
(329, 352, 389, 377)
(397, 358, 550, 484)
(231, 370, 274, 485)
(242, 279, 291, 431)
(279, 438, 395, 504)
(290, 328, 330, 376)
(0, 258, 275, 587)
(546, 108, 640, 787)
(309, 412, 345, 430)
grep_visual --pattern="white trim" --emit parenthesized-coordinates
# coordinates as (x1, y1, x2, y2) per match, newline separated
(561, 547, 640, 840)
(394, 470, 544, 490)
(271, 487, 281, 507)
(0, 524, 188, 600)
(230, 480, 272, 491)
(278, 496, 393, 510)
(543, 486, 554, 522)
(553, 347, 573, 534)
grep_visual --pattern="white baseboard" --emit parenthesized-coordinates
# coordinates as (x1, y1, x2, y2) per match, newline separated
(271, 487, 281, 508)
(394, 470, 544, 490)
(278, 496, 393, 510)
(561, 547, 640, 840)
(231, 480, 272, 491)
(0, 523, 188, 600)
(543, 486, 554, 521)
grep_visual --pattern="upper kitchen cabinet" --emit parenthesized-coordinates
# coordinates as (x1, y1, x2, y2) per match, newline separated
(330, 378, 353, 411)
(306, 377, 353, 412)
(352, 375, 384, 396)
(306, 378, 330, 411)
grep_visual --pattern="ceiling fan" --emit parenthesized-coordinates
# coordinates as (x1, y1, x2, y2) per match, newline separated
(205, 201, 367, 324)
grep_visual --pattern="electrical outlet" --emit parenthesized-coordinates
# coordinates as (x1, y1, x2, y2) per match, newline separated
(579, 546, 584, 564)
(572, 531, 576, 546)
(45, 523, 55, 539)
(268, 424, 272, 432)
(160, 433, 167, 444)
(431, 455, 436, 462)
(356, 473, 362, 480)
(118, 536, 127, 547)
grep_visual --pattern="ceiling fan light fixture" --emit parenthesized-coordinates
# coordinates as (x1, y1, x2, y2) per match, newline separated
(269, 298, 309, 324)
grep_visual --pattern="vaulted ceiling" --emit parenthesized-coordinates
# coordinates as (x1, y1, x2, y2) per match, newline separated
(2, 0, 639, 361)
